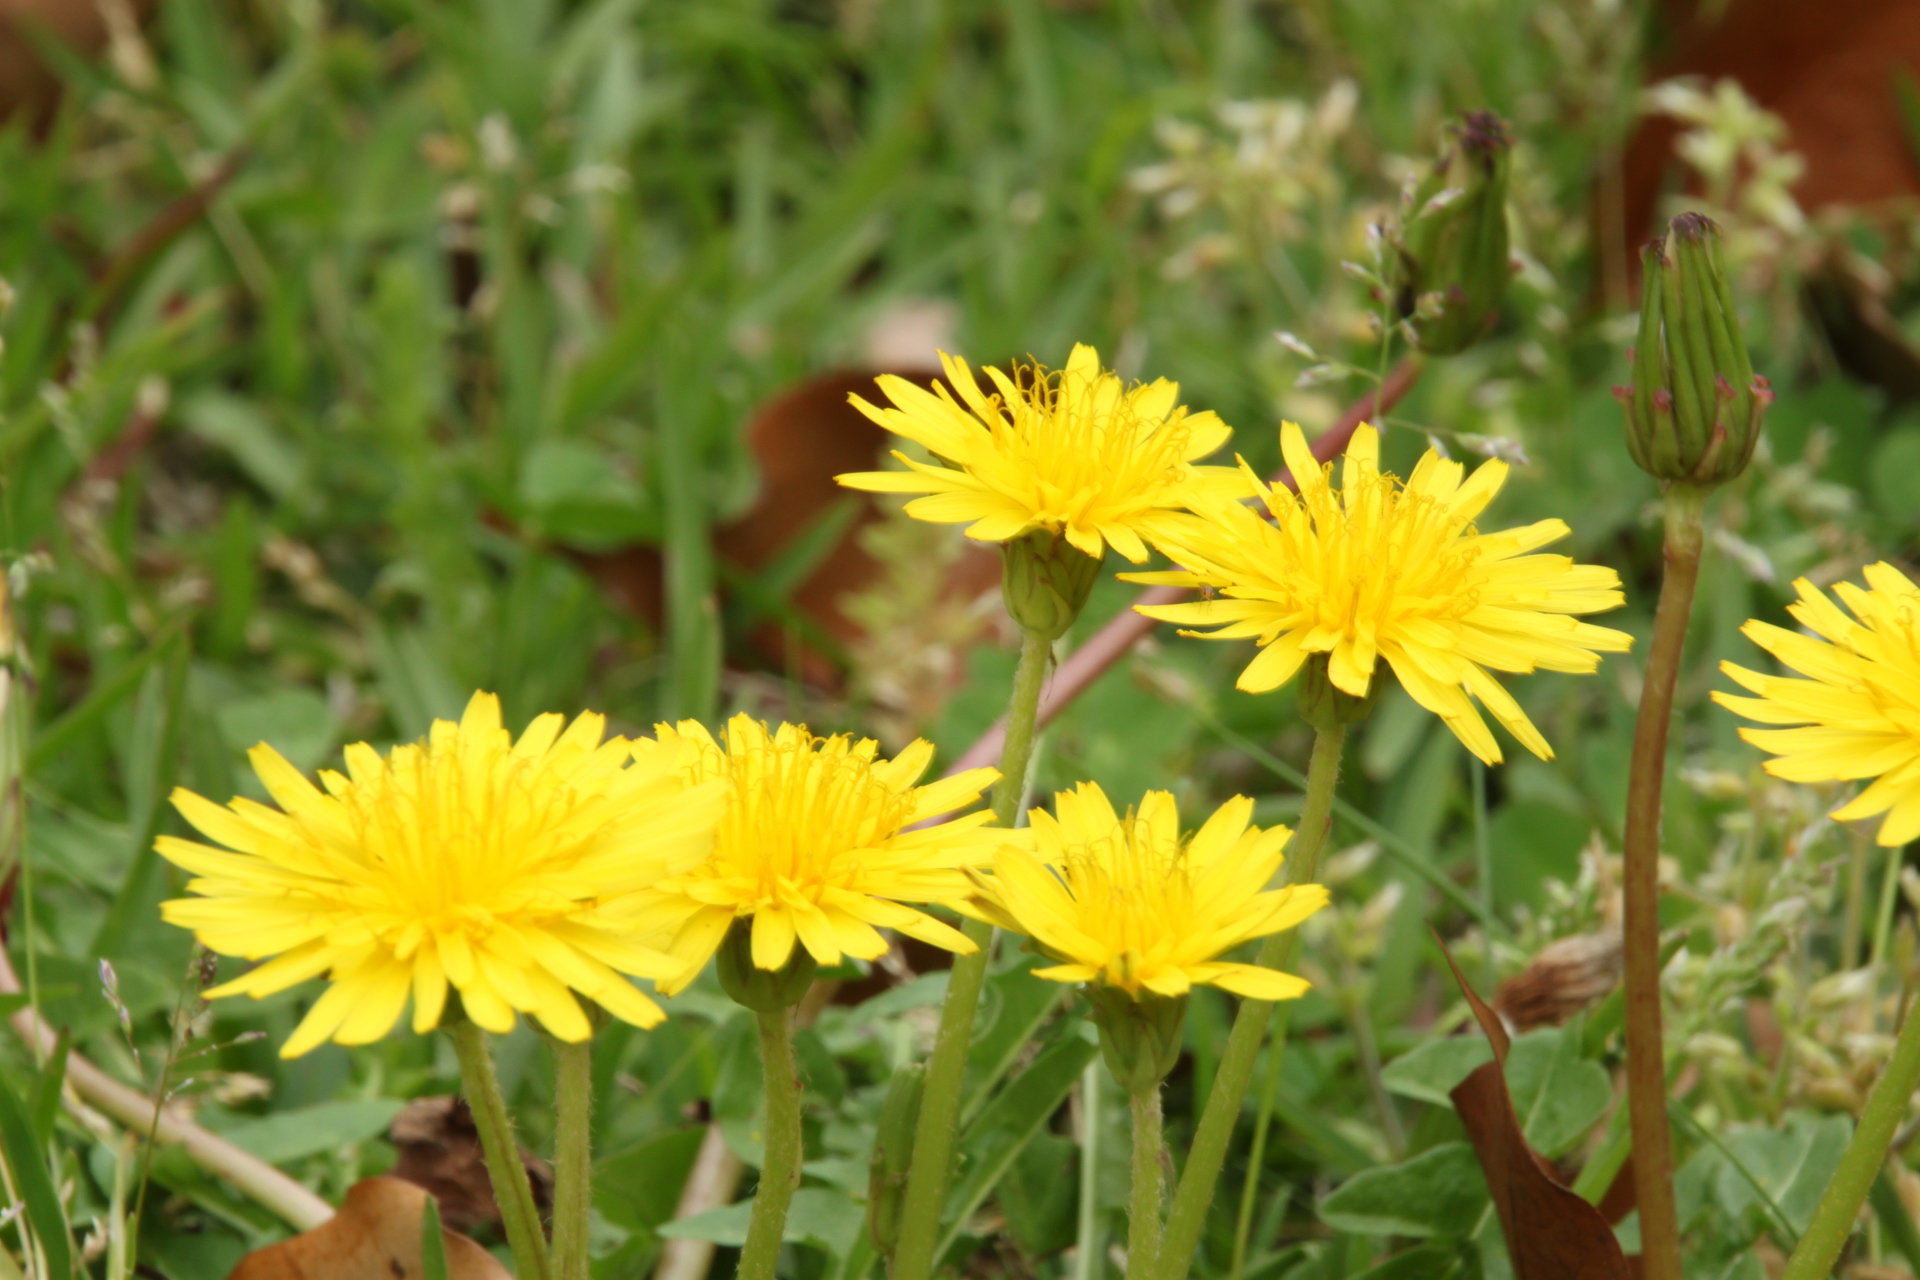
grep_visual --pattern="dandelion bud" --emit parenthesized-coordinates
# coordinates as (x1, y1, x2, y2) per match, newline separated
(1086, 985, 1187, 1091)
(715, 920, 818, 1012)
(1615, 213, 1771, 486)
(866, 1062, 926, 1255)
(1001, 528, 1102, 642)
(1393, 111, 1514, 356)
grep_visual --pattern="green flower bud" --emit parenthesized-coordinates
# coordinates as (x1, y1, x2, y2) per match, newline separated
(1297, 653, 1380, 734)
(1394, 111, 1514, 356)
(715, 919, 818, 1012)
(1615, 212, 1772, 486)
(1086, 985, 1188, 1092)
(865, 1062, 926, 1256)
(1002, 527, 1102, 642)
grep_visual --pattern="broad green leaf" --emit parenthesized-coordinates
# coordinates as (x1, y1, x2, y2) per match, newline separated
(1506, 1028, 1611, 1157)
(1318, 1142, 1488, 1238)
(214, 1098, 406, 1163)
(936, 1023, 1100, 1260)
(597, 1127, 709, 1235)
(216, 686, 339, 774)
(657, 1188, 862, 1255)
(1715, 1112, 1852, 1237)
(181, 392, 305, 500)
(1382, 1037, 1494, 1107)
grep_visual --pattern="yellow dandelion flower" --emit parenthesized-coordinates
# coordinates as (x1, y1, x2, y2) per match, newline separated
(1714, 565, 1920, 846)
(158, 692, 727, 1057)
(834, 343, 1246, 563)
(967, 783, 1327, 1000)
(1128, 422, 1633, 764)
(636, 715, 1013, 992)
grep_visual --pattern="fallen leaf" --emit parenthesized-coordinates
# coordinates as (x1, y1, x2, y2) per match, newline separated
(389, 1097, 552, 1236)
(1433, 927, 1637, 1280)
(228, 1176, 509, 1280)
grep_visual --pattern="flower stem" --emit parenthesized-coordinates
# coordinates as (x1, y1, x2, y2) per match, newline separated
(1128, 1084, 1165, 1280)
(450, 1019, 552, 1280)
(889, 627, 1051, 1280)
(1782, 991, 1920, 1279)
(1621, 480, 1708, 1280)
(1155, 722, 1347, 1280)
(552, 1038, 594, 1280)
(740, 1007, 804, 1280)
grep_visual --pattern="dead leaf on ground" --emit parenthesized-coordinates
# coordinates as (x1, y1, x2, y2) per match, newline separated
(389, 1096, 553, 1235)
(228, 1176, 509, 1280)
(1433, 927, 1638, 1280)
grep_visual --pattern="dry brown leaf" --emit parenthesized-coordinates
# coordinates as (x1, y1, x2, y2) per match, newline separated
(228, 1177, 509, 1280)
(389, 1096, 552, 1235)
(1433, 928, 1638, 1280)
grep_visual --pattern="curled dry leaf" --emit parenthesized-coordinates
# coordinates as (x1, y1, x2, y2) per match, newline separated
(228, 1177, 509, 1280)
(1432, 928, 1637, 1280)
(390, 1096, 553, 1235)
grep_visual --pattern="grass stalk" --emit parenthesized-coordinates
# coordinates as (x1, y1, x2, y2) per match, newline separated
(1620, 480, 1709, 1280)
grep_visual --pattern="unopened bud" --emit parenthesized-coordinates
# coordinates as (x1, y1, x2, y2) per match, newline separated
(1615, 213, 1771, 485)
(715, 920, 818, 1012)
(1086, 985, 1187, 1092)
(1001, 528, 1101, 642)
(1393, 112, 1514, 356)
(866, 1062, 926, 1255)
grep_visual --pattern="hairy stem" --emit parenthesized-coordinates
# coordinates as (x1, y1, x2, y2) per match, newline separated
(889, 628, 1052, 1280)
(451, 1019, 551, 1280)
(1156, 723, 1347, 1280)
(1782, 992, 1920, 1280)
(552, 1038, 594, 1280)
(740, 1008, 803, 1280)
(1621, 481, 1707, 1280)
(1128, 1085, 1165, 1280)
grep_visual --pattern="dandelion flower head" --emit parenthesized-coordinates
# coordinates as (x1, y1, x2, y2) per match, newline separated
(1715, 565, 1920, 846)
(835, 343, 1246, 563)
(966, 782, 1326, 1000)
(159, 693, 727, 1056)
(1130, 423, 1633, 764)
(636, 715, 1016, 992)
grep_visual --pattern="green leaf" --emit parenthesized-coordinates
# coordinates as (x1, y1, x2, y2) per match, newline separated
(0, 1067, 72, 1280)
(1382, 1037, 1494, 1108)
(596, 1127, 709, 1235)
(1506, 1028, 1611, 1157)
(1714, 1112, 1852, 1237)
(935, 1024, 1100, 1261)
(421, 1193, 451, 1280)
(1318, 1142, 1489, 1238)
(213, 1098, 407, 1163)
(961, 958, 1068, 1125)
(657, 1188, 862, 1255)
(181, 391, 306, 501)
(215, 687, 340, 774)
(27, 1030, 69, 1149)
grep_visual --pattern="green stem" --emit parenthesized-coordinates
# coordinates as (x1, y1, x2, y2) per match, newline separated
(451, 1020, 552, 1280)
(889, 628, 1051, 1280)
(1872, 840, 1905, 978)
(552, 1038, 594, 1280)
(1472, 757, 1495, 990)
(1621, 481, 1708, 1280)
(1782, 991, 1920, 1280)
(1075, 1060, 1105, 1280)
(1155, 722, 1347, 1280)
(740, 1008, 803, 1280)
(1228, 1020, 1285, 1280)
(1128, 1085, 1164, 1280)
(1844, 826, 1871, 971)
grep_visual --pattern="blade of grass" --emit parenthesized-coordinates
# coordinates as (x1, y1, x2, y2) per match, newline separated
(0, 1068, 73, 1280)
(422, 1193, 452, 1280)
